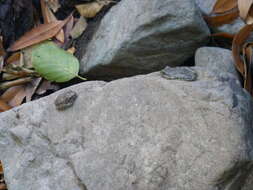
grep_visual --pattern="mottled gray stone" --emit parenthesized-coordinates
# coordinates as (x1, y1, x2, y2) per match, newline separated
(195, 0, 244, 34)
(1, 47, 253, 190)
(78, 0, 210, 79)
(195, 47, 238, 76)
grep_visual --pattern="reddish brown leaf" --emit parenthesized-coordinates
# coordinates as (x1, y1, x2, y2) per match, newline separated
(8, 15, 71, 51)
(211, 32, 235, 40)
(40, 0, 65, 43)
(232, 24, 253, 76)
(0, 99, 11, 112)
(0, 37, 5, 56)
(0, 161, 3, 173)
(0, 183, 6, 190)
(212, 0, 237, 14)
(6, 52, 21, 64)
(1, 85, 24, 102)
(205, 9, 239, 27)
(244, 45, 253, 93)
(8, 86, 26, 107)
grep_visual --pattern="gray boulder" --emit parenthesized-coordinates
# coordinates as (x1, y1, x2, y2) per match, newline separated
(77, 0, 210, 79)
(1, 47, 253, 190)
(195, 0, 244, 34)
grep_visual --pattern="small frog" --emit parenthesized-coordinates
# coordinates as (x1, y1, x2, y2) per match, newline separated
(54, 90, 78, 111)
(161, 66, 197, 81)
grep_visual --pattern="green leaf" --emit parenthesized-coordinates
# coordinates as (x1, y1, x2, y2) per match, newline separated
(31, 41, 80, 83)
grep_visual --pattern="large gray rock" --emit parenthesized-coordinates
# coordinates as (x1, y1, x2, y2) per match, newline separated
(78, 0, 210, 79)
(1, 47, 253, 190)
(195, 0, 244, 34)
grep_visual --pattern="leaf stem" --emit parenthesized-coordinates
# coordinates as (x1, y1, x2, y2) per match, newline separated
(76, 75, 87, 81)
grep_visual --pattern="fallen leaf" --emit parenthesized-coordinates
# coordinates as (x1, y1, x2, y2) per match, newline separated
(0, 99, 12, 112)
(32, 41, 80, 82)
(205, 9, 239, 27)
(40, 0, 65, 42)
(70, 16, 87, 39)
(67, 47, 76, 54)
(1, 85, 24, 102)
(47, 0, 60, 12)
(8, 15, 71, 51)
(0, 77, 32, 90)
(238, 0, 253, 20)
(64, 15, 74, 40)
(0, 183, 6, 190)
(0, 37, 5, 56)
(76, 0, 112, 18)
(0, 162, 3, 173)
(246, 4, 253, 24)
(211, 32, 235, 40)
(244, 45, 253, 94)
(212, 0, 237, 14)
(8, 86, 26, 107)
(0, 56, 3, 73)
(36, 79, 59, 95)
(25, 77, 42, 101)
(232, 24, 253, 76)
(6, 52, 21, 64)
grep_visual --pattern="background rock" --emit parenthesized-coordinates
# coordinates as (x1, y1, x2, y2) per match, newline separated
(77, 0, 210, 79)
(1, 47, 253, 190)
(195, 47, 238, 76)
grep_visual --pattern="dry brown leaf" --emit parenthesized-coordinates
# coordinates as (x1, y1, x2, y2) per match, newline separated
(0, 183, 6, 190)
(246, 5, 253, 24)
(205, 9, 239, 27)
(0, 37, 5, 56)
(25, 78, 42, 101)
(47, 0, 60, 12)
(238, 0, 253, 20)
(244, 45, 253, 93)
(76, 0, 112, 18)
(0, 99, 12, 112)
(70, 16, 87, 39)
(67, 47, 76, 54)
(0, 77, 32, 90)
(212, 0, 237, 14)
(211, 32, 235, 40)
(232, 24, 253, 76)
(40, 0, 65, 42)
(8, 15, 71, 51)
(1, 85, 24, 102)
(0, 162, 3, 173)
(36, 80, 59, 95)
(8, 86, 26, 107)
(6, 52, 21, 64)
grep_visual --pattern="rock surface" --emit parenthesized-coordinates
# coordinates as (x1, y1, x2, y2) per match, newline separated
(1, 47, 253, 190)
(77, 0, 210, 79)
(195, 0, 244, 34)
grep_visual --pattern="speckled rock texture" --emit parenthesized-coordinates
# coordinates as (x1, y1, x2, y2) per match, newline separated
(78, 0, 210, 79)
(0, 47, 253, 190)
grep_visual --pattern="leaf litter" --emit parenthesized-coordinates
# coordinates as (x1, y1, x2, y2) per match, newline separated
(206, 0, 253, 96)
(0, 0, 119, 188)
(0, 0, 117, 113)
